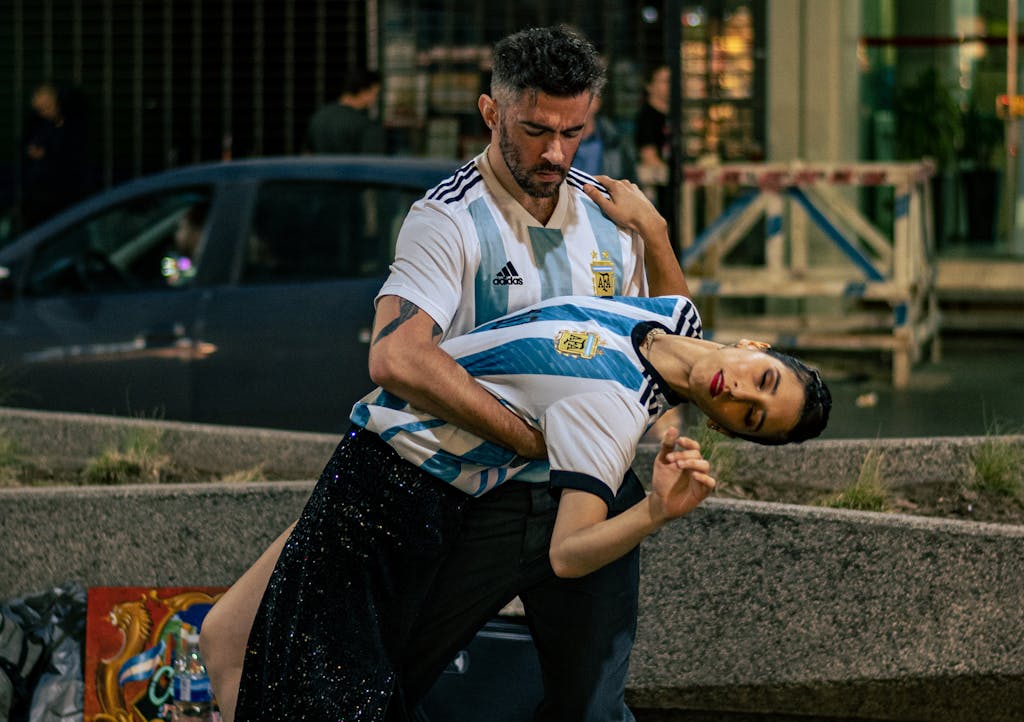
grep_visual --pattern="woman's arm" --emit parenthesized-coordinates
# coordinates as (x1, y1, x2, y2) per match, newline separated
(548, 428, 715, 578)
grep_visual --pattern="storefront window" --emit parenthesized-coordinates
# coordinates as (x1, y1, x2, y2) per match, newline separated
(860, 0, 1020, 257)
(378, 1, 766, 165)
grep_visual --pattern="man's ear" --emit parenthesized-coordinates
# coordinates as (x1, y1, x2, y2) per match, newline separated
(705, 419, 735, 437)
(736, 338, 771, 351)
(478, 94, 498, 130)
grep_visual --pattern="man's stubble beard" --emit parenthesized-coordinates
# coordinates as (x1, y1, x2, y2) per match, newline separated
(498, 121, 566, 199)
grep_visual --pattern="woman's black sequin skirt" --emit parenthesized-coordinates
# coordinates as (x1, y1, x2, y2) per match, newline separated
(236, 426, 468, 721)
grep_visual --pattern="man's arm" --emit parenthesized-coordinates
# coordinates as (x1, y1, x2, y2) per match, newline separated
(368, 294, 546, 459)
(582, 176, 690, 298)
(548, 428, 714, 578)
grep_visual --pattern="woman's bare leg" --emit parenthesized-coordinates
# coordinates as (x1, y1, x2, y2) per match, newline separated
(200, 522, 296, 722)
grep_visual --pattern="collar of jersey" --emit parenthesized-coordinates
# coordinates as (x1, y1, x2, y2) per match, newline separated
(631, 320, 685, 407)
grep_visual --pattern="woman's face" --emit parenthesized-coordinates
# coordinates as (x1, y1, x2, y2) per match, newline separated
(687, 343, 805, 442)
(646, 67, 671, 106)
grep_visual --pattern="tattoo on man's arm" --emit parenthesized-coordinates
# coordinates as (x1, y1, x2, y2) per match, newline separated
(373, 299, 423, 345)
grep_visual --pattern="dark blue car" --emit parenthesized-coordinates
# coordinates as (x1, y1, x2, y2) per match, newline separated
(0, 156, 459, 432)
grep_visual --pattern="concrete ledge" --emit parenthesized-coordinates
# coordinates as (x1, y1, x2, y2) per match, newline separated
(5, 406, 1022, 491)
(2, 407, 1023, 721)
(0, 406, 338, 479)
(0, 481, 313, 596)
(631, 499, 1024, 722)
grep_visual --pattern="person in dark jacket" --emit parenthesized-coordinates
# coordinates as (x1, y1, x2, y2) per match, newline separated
(303, 69, 385, 155)
(574, 95, 638, 181)
(19, 81, 91, 230)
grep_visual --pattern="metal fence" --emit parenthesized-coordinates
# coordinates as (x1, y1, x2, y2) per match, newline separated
(2, 0, 748, 211)
(2, 0, 372, 205)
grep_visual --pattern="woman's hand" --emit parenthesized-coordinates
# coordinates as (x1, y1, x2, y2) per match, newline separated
(648, 427, 716, 522)
(582, 175, 667, 239)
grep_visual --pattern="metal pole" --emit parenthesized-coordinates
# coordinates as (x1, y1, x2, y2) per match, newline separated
(1007, 0, 1018, 246)
(164, 0, 174, 167)
(223, 0, 233, 160)
(133, 0, 143, 177)
(103, 0, 112, 187)
(14, 0, 24, 206)
(315, 0, 326, 104)
(284, 0, 295, 154)
(666, 0, 683, 255)
(253, 0, 264, 156)
(192, 0, 203, 164)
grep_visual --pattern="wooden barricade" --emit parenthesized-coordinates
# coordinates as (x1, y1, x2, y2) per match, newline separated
(679, 160, 940, 388)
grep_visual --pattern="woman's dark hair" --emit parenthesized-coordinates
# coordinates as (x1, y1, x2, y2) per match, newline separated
(490, 25, 606, 104)
(733, 348, 832, 446)
(643, 64, 669, 84)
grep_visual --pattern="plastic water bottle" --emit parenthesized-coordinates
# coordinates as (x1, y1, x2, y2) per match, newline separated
(172, 630, 219, 722)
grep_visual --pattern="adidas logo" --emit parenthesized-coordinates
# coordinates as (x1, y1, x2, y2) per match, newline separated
(492, 261, 524, 286)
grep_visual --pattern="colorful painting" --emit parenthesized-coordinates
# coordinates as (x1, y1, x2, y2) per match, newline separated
(83, 586, 226, 722)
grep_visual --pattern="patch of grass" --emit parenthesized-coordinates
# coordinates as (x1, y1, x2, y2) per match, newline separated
(82, 427, 170, 485)
(818, 448, 891, 512)
(220, 464, 268, 483)
(687, 421, 738, 485)
(970, 438, 1024, 498)
(125, 426, 164, 455)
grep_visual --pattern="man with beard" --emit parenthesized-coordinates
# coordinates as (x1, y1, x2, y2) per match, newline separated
(368, 25, 689, 722)
(201, 24, 690, 722)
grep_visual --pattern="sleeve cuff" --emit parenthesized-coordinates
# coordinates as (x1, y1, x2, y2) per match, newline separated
(549, 470, 614, 509)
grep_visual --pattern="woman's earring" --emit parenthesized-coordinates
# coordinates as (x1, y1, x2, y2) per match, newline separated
(737, 338, 772, 351)
(705, 419, 723, 433)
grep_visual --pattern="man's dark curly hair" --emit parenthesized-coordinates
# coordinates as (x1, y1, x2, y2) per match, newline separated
(731, 349, 832, 446)
(490, 25, 606, 105)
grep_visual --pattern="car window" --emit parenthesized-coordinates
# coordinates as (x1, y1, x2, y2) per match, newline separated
(22, 187, 213, 297)
(243, 181, 421, 284)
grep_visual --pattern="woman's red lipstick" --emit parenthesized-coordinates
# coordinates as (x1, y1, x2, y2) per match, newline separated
(710, 370, 724, 398)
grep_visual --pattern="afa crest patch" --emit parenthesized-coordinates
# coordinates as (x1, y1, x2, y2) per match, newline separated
(554, 330, 603, 359)
(591, 251, 615, 297)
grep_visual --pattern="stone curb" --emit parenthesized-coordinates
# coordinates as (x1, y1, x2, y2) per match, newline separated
(2, 407, 1021, 721)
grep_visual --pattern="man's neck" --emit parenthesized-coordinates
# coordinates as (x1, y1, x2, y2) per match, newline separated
(485, 144, 559, 225)
(339, 93, 367, 110)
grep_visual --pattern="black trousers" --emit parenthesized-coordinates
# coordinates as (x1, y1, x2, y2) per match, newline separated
(402, 473, 645, 722)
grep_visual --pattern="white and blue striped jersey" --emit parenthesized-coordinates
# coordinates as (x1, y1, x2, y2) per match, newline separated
(377, 148, 649, 340)
(351, 295, 702, 506)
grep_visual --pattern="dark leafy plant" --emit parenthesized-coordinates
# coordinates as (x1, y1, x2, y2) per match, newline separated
(893, 67, 961, 166)
(960, 104, 1003, 169)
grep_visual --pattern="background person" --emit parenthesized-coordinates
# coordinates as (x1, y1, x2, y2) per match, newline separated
(303, 68, 385, 154)
(18, 81, 91, 230)
(162, 202, 209, 286)
(634, 65, 673, 225)
(574, 95, 638, 181)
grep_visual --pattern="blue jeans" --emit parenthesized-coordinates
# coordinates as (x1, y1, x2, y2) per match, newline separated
(402, 471, 645, 722)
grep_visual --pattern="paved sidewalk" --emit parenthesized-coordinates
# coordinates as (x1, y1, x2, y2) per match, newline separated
(819, 332, 1024, 439)
(644, 331, 1024, 444)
